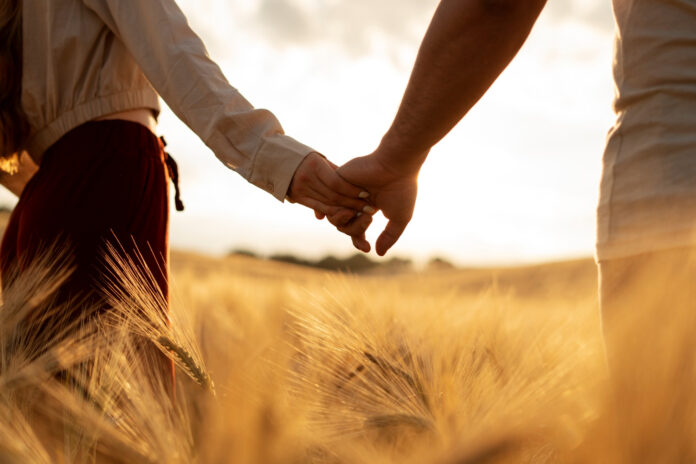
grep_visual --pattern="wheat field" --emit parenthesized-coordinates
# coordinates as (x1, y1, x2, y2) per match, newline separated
(0, 241, 694, 463)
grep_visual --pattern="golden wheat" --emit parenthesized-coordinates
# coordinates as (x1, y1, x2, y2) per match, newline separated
(1, 247, 695, 463)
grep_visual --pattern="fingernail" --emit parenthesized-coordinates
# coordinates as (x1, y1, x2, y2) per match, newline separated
(363, 205, 376, 214)
(358, 191, 370, 199)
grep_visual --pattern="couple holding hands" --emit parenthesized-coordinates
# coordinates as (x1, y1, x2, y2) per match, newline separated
(3, 0, 696, 384)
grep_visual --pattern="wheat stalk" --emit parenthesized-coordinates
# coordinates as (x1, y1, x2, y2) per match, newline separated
(157, 336, 213, 393)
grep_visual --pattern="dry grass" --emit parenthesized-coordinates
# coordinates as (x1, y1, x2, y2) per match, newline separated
(0, 247, 693, 463)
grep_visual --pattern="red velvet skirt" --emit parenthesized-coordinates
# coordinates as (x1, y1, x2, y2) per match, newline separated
(0, 120, 174, 383)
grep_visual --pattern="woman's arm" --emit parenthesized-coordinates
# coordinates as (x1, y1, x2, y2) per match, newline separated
(81, 0, 368, 219)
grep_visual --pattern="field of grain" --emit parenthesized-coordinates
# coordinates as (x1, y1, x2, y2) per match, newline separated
(1, 245, 695, 463)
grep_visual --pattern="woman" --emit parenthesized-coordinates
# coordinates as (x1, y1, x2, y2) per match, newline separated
(0, 0, 372, 378)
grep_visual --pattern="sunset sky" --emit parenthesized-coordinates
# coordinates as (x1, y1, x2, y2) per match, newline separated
(4, 0, 618, 265)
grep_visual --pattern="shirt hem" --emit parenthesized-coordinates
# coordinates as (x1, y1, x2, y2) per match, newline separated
(26, 88, 161, 164)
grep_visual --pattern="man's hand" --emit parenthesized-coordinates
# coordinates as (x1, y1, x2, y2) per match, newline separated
(337, 151, 420, 256)
(287, 152, 374, 237)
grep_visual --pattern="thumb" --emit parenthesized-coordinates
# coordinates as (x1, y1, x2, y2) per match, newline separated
(375, 220, 407, 256)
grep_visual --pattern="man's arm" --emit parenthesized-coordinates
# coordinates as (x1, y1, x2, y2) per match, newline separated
(338, 0, 548, 255)
(379, 0, 547, 170)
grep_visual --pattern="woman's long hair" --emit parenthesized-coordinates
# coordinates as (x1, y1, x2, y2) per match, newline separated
(0, 0, 27, 173)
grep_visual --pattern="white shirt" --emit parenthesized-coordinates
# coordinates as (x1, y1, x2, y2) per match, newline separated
(597, 0, 696, 260)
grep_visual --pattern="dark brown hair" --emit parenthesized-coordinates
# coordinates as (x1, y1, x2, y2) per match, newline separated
(0, 0, 27, 172)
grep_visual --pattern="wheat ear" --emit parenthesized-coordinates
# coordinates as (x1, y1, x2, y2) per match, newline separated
(157, 336, 214, 393)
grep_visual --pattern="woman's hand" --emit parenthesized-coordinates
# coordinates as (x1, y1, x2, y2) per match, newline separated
(287, 153, 374, 238)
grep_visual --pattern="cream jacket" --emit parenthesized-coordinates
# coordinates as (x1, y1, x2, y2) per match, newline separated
(597, 0, 696, 260)
(22, 0, 314, 201)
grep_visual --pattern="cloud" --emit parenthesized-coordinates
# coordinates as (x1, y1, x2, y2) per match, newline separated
(255, 0, 313, 45)
(253, 0, 438, 56)
(544, 0, 615, 35)
(179, 0, 614, 62)
(253, 0, 616, 55)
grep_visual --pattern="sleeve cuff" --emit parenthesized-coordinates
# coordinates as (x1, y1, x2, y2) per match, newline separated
(248, 134, 316, 202)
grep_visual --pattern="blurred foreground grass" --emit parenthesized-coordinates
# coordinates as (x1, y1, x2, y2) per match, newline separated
(1, 247, 690, 463)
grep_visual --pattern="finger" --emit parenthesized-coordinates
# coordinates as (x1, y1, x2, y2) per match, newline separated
(318, 164, 369, 201)
(352, 235, 370, 253)
(295, 196, 341, 218)
(326, 209, 356, 228)
(375, 220, 407, 256)
(311, 181, 370, 212)
(291, 160, 370, 210)
(315, 210, 325, 220)
(338, 213, 372, 237)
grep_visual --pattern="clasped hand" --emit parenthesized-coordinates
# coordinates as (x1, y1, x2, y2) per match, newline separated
(287, 151, 418, 256)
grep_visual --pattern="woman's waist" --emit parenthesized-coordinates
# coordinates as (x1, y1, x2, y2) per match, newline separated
(24, 88, 161, 165)
(95, 108, 158, 135)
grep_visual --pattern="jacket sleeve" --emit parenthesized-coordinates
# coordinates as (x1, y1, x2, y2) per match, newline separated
(82, 0, 313, 201)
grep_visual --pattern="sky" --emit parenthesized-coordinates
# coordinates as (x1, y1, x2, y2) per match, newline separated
(4, 0, 618, 266)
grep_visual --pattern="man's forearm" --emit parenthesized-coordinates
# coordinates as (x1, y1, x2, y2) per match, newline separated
(378, 0, 547, 171)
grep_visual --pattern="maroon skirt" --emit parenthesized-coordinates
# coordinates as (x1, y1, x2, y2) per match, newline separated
(0, 120, 174, 383)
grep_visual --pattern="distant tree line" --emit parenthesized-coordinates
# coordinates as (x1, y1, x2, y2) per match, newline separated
(229, 248, 456, 274)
